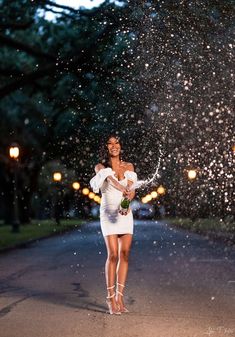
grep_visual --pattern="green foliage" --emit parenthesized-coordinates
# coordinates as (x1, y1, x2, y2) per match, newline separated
(168, 216, 235, 234)
(0, 0, 234, 220)
(0, 0, 132, 173)
(0, 219, 84, 251)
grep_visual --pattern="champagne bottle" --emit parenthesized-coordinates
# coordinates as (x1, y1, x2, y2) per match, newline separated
(119, 197, 131, 215)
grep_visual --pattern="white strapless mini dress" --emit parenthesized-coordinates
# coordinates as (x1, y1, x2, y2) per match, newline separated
(90, 168, 137, 236)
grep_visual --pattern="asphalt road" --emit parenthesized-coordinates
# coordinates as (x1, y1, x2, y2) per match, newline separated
(0, 220, 235, 337)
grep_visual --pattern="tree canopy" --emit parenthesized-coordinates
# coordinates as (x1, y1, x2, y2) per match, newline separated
(0, 0, 234, 220)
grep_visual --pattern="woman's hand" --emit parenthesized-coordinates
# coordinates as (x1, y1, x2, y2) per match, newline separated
(123, 187, 135, 200)
(123, 188, 132, 199)
(119, 185, 127, 194)
(119, 208, 131, 216)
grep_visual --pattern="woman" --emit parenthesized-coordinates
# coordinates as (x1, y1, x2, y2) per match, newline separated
(90, 135, 137, 315)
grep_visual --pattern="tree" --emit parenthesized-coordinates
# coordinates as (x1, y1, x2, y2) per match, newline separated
(0, 0, 234, 221)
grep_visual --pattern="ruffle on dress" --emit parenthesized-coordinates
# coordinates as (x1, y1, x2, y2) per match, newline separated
(90, 167, 115, 193)
(124, 170, 138, 184)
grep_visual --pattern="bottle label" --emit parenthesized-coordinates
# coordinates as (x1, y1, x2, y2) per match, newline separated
(119, 198, 131, 215)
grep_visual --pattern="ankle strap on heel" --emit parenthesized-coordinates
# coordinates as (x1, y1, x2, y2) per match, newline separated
(106, 285, 115, 299)
(116, 282, 125, 296)
(116, 282, 125, 288)
(116, 290, 123, 296)
(106, 292, 115, 299)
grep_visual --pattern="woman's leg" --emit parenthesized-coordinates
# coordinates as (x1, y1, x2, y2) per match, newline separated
(104, 234, 119, 311)
(116, 234, 133, 310)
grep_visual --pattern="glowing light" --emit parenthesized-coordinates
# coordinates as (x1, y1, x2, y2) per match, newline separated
(88, 192, 95, 199)
(232, 145, 235, 153)
(9, 146, 19, 159)
(157, 185, 166, 195)
(145, 194, 152, 202)
(53, 172, 62, 182)
(188, 169, 197, 180)
(82, 188, 89, 195)
(142, 197, 148, 204)
(94, 195, 100, 202)
(151, 191, 158, 198)
(72, 182, 80, 190)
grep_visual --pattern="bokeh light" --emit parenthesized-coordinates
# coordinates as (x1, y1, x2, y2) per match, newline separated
(53, 172, 62, 182)
(82, 188, 90, 195)
(88, 192, 95, 199)
(151, 191, 158, 198)
(9, 146, 19, 159)
(157, 186, 166, 195)
(187, 170, 197, 180)
(72, 182, 80, 190)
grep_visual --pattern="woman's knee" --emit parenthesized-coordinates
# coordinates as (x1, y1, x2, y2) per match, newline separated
(107, 251, 118, 263)
(120, 250, 130, 262)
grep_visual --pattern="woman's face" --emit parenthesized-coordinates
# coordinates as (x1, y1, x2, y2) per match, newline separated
(107, 137, 121, 157)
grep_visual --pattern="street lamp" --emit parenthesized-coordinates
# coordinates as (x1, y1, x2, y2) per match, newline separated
(52, 171, 62, 225)
(9, 143, 20, 233)
(9, 146, 19, 159)
(94, 195, 101, 203)
(88, 192, 95, 199)
(187, 169, 197, 180)
(72, 182, 80, 190)
(53, 172, 62, 182)
(82, 187, 90, 196)
(72, 182, 80, 217)
(145, 194, 153, 202)
(157, 185, 166, 195)
(151, 191, 158, 198)
(142, 197, 148, 204)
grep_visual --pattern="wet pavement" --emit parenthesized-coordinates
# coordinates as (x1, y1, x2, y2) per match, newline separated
(0, 220, 235, 337)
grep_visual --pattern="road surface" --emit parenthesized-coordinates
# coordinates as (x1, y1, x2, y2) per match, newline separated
(0, 220, 235, 337)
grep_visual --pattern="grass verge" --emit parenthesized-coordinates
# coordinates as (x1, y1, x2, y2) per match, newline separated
(0, 219, 84, 251)
(166, 217, 235, 245)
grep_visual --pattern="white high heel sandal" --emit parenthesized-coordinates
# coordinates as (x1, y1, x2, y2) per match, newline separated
(116, 282, 129, 313)
(106, 285, 121, 315)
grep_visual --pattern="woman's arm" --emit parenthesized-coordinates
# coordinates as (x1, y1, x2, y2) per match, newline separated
(126, 183, 135, 200)
(108, 176, 126, 193)
(95, 163, 105, 174)
(125, 163, 136, 200)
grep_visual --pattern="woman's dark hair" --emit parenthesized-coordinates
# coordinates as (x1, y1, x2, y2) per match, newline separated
(99, 134, 124, 168)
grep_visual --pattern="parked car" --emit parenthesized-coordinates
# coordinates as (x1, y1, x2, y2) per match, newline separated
(130, 200, 155, 219)
(136, 204, 155, 219)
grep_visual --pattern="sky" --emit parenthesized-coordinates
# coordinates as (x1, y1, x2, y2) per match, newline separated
(55, 0, 105, 9)
(44, 0, 106, 20)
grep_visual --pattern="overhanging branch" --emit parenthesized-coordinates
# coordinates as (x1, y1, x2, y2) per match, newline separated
(0, 22, 121, 99)
(44, 7, 76, 19)
(0, 33, 56, 60)
(0, 20, 34, 30)
(38, 0, 79, 14)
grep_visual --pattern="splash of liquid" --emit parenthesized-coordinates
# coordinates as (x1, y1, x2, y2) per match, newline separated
(130, 93, 174, 191)
(130, 147, 164, 191)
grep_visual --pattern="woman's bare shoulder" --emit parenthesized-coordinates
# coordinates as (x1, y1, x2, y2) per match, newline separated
(95, 163, 105, 173)
(122, 161, 134, 171)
